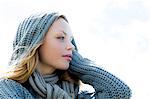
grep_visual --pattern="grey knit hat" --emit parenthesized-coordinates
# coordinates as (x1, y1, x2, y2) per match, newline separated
(9, 12, 77, 66)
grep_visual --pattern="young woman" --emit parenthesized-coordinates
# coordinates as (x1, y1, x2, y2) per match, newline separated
(0, 12, 131, 99)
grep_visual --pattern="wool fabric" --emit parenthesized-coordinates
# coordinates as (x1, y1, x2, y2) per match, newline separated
(29, 69, 78, 99)
(0, 12, 132, 99)
(9, 12, 77, 66)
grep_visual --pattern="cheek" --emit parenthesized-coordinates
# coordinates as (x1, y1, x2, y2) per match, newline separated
(39, 41, 65, 62)
(38, 41, 69, 70)
(50, 41, 65, 54)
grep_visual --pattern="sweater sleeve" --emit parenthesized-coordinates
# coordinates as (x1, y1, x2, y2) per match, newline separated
(69, 51, 132, 99)
(0, 79, 34, 99)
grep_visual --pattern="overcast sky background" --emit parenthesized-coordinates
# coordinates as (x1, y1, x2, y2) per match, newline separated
(0, 0, 150, 98)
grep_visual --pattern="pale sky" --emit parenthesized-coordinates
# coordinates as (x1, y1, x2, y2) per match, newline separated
(0, 0, 150, 98)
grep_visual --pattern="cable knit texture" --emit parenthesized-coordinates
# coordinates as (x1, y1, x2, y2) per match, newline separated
(28, 69, 79, 99)
(0, 12, 131, 99)
(0, 79, 34, 99)
(0, 51, 132, 99)
(9, 12, 78, 66)
(10, 12, 59, 65)
(69, 51, 132, 99)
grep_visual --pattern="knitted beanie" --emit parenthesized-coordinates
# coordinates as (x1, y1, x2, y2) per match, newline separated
(9, 12, 78, 66)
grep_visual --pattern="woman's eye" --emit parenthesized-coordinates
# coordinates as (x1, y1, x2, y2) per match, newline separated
(57, 36, 65, 40)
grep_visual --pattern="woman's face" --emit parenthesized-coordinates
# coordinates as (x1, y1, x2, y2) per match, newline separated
(38, 18, 75, 74)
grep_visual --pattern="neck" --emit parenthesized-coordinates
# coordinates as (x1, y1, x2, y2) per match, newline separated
(37, 61, 56, 75)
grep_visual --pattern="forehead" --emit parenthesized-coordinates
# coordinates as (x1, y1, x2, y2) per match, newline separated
(49, 18, 73, 36)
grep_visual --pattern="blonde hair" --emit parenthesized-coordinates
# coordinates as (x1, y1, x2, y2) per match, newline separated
(4, 44, 42, 83)
(4, 43, 79, 84)
(3, 14, 79, 84)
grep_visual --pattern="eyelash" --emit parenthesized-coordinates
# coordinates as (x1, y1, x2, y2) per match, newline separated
(57, 36, 65, 40)
(57, 36, 73, 42)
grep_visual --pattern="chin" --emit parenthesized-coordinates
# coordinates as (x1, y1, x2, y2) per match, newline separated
(59, 64, 69, 70)
(62, 66, 69, 70)
(55, 61, 70, 70)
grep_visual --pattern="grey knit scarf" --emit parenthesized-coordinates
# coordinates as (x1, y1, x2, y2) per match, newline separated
(29, 70, 78, 99)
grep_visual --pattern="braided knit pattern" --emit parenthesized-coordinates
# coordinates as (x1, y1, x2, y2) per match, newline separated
(0, 79, 34, 99)
(1, 12, 131, 99)
(9, 12, 78, 66)
(29, 70, 78, 99)
(69, 51, 132, 99)
(9, 12, 61, 65)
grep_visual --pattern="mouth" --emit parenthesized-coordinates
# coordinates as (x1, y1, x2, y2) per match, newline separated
(62, 54, 72, 61)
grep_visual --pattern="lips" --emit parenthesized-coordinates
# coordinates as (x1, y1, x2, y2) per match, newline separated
(62, 54, 72, 61)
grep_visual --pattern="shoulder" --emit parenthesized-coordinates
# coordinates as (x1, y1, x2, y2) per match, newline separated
(0, 79, 34, 99)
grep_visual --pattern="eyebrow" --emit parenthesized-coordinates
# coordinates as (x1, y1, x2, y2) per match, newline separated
(62, 31, 74, 39)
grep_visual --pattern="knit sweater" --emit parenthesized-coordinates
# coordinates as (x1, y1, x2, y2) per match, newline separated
(69, 51, 131, 98)
(0, 78, 94, 99)
(0, 51, 131, 99)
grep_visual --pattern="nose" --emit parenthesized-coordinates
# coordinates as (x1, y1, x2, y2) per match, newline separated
(66, 41, 75, 51)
